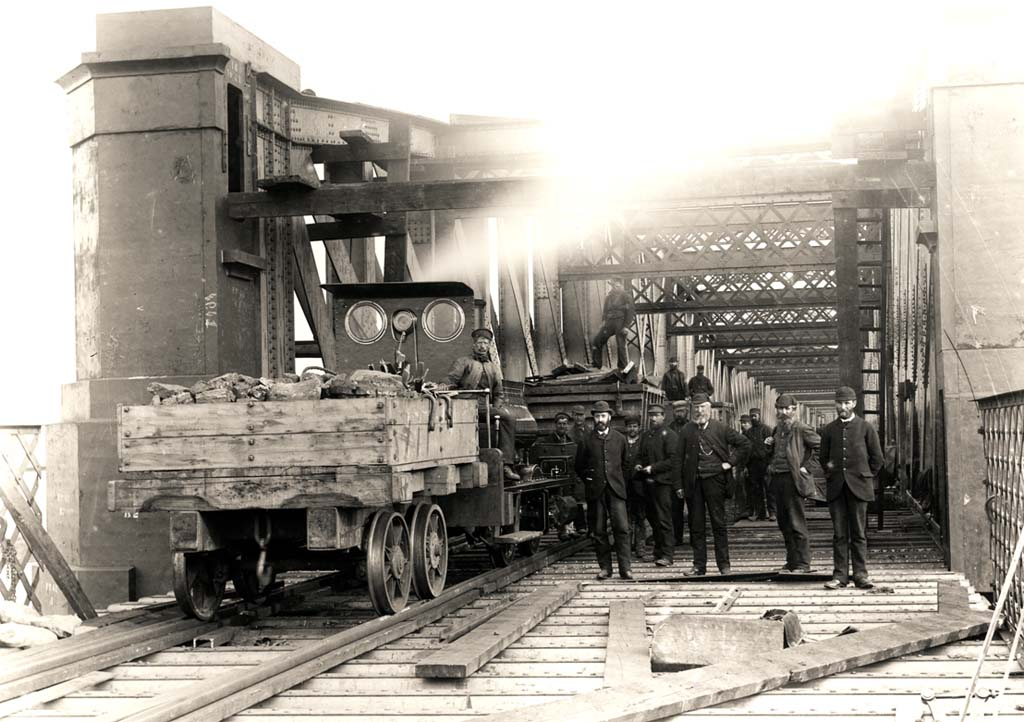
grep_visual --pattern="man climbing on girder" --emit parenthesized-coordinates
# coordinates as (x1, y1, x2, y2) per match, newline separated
(590, 279, 635, 369)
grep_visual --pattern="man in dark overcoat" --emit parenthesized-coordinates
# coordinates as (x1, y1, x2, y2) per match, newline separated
(622, 414, 646, 558)
(574, 400, 632, 579)
(744, 407, 775, 520)
(660, 357, 688, 403)
(668, 399, 690, 544)
(687, 364, 715, 398)
(675, 393, 751, 575)
(591, 279, 635, 369)
(820, 386, 884, 590)
(636, 404, 681, 566)
(766, 394, 821, 574)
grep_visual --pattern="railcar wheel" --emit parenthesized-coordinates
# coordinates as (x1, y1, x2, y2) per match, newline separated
(366, 510, 412, 615)
(486, 526, 517, 568)
(517, 537, 542, 557)
(410, 504, 448, 599)
(172, 551, 228, 621)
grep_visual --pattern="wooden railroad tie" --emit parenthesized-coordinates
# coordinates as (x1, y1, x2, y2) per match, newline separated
(415, 582, 580, 678)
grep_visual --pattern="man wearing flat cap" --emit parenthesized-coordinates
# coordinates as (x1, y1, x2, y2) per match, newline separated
(667, 399, 690, 543)
(660, 357, 688, 403)
(744, 407, 775, 521)
(570, 405, 589, 445)
(765, 394, 821, 574)
(575, 400, 633, 579)
(445, 327, 520, 481)
(820, 386, 883, 590)
(622, 414, 647, 558)
(675, 393, 751, 576)
(637, 403, 681, 565)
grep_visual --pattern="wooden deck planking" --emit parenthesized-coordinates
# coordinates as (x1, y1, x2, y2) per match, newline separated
(10, 510, 1020, 722)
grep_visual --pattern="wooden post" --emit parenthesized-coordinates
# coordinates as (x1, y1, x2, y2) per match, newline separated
(0, 459, 96, 619)
(383, 120, 411, 282)
(834, 207, 862, 404)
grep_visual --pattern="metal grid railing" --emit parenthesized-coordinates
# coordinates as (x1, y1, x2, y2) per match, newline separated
(0, 426, 46, 611)
(980, 391, 1024, 651)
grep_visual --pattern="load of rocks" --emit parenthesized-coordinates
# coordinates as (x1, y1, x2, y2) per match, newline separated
(147, 369, 419, 405)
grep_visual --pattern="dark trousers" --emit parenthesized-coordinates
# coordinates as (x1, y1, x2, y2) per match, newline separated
(627, 487, 649, 552)
(745, 459, 775, 518)
(479, 407, 516, 465)
(672, 492, 687, 544)
(829, 484, 870, 582)
(688, 474, 730, 572)
(588, 487, 631, 574)
(772, 471, 811, 571)
(591, 318, 629, 368)
(648, 483, 677, 562)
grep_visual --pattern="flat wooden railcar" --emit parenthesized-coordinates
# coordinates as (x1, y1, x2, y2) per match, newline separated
(109, 282, 573, 621)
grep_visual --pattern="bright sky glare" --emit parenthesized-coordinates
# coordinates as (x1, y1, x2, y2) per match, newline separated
(0, 0, 1019, 423)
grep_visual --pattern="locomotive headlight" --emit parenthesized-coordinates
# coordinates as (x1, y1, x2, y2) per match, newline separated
(392, 310, 417, 334)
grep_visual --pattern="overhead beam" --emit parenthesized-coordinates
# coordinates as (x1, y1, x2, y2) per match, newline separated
(310, 142, 410, 165)
(719, 349, 840, 361)
(561, 260, 832, 280)
(670, 322, 837, 335)
(226, 161, 935, 219)
(694, 330, 839, 348)
(642, 290, 837, 315)
(305, 215, 406, 240)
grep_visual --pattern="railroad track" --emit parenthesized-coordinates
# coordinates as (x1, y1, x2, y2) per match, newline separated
(0, 535, 590, 721)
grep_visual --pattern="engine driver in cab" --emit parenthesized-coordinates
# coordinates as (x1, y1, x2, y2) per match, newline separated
(442, 327, 520, 481)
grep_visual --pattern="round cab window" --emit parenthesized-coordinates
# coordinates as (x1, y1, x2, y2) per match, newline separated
(423, 299, 465, 342)
(345, 301, 387, 344)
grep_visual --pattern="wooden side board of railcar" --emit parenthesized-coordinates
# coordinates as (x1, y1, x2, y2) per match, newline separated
(117, 397, 477, 473)
(108, 461, 491, 512)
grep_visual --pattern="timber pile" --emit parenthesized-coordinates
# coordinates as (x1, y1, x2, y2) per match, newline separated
(146, 369, 416, 406)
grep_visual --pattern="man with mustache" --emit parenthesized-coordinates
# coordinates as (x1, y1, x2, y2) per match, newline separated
(575, 401, 632, 580)
(820, 386, 883, 590)
(744, 407, 775, 521)
(675, 393, 751, 576)
(636, 403, 681, 566)
(444, 327, 519, 481)
(765, 394, 821, 574)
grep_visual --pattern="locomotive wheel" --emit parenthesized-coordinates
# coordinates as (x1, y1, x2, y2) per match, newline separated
(230, 556, 277, 603)
(486, 526, 517, 568)
(172, 551, 228, 621)
(517, 537, 542, 557)
(365, 510, 412, 615)
(410, 504, 448, 599)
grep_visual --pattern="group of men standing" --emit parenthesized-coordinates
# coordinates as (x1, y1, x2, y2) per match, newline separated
(572, 385, 884, 591)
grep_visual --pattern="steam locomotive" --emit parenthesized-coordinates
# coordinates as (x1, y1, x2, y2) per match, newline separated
(109, 282, 577, 620)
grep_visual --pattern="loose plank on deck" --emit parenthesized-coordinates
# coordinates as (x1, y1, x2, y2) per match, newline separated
(416, 582, 580, 678)
(603, 599, 651, 687)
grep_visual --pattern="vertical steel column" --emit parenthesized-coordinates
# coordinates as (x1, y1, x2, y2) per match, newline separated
(834, 207, 862, 404)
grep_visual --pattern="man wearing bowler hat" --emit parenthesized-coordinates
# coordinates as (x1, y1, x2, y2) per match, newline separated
(820, 386, 884, 590)
(575, 400, 633, 579)
(765, 394, 821, 574)
(444, 327, 520, 481)
(675, 393, 750, 575)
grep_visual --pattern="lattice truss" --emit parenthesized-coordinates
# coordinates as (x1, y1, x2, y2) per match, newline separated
(668, 306, 838, 330)
(0, 429, 45, 611)
(693, 326, 839, 347)
(562, 200, 835, 273)
(634, 268, 837, 313)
